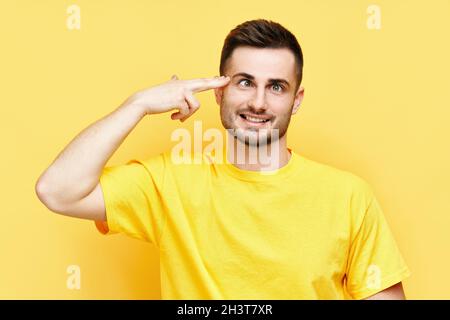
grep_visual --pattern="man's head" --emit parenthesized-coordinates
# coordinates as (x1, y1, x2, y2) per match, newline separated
(214, 19, 305, 146)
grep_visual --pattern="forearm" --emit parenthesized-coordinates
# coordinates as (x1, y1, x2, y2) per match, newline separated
(36, 98, 146, 206)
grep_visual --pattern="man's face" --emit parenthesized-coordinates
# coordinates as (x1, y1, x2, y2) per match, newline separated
(215, 46, 304, 146)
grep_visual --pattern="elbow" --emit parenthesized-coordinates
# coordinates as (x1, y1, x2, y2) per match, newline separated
(35, 178, 61, 213)
(35, 177, 48, 204)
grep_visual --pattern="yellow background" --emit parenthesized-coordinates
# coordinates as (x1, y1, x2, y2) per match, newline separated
(1, 0, 449, 299)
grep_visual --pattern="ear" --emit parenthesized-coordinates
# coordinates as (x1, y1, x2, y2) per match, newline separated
(291, 86, 305, 115)
(214, 87, 224, 106)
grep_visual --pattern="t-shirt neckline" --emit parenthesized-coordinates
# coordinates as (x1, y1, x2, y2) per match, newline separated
(219, 146, 304, 182)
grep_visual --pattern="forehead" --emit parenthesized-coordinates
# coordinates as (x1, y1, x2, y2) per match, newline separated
(226, 46, 296, 80)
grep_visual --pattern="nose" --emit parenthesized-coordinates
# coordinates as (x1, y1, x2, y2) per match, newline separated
(248, 87, 267, 112)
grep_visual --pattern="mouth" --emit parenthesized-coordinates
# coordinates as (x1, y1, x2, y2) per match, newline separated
(239, 113, 272, 126)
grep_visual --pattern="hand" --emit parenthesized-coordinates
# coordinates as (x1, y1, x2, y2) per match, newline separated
(128, 74, 230, 122)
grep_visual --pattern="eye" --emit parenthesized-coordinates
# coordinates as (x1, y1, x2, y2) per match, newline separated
(272, 83, 284, 92)
(238, 79, 252, 87)
(238, 79, 285, 92)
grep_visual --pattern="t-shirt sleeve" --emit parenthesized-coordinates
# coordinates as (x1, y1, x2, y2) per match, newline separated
(345, 178, 411, 299)
(94, 154, 167, 248)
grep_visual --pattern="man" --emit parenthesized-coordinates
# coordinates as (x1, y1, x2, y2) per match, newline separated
(35, 19, 410, 299)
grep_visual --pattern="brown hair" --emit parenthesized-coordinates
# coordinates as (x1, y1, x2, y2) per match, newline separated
(220, 19, 304, 91)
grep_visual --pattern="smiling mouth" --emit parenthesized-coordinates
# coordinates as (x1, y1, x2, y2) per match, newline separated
(239, 114, 271, 124)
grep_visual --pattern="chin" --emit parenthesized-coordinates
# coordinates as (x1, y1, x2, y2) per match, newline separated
(232, 127, 278, 147)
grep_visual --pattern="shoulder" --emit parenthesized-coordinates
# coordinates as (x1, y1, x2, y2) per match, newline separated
(140, 150, 213, 179)
(297, 152, 372, 195)
(298, 155, 379, 235)
(296, 153, 376, 221)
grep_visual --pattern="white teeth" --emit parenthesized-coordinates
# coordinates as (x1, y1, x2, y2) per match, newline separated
(243, 115, 267, 123)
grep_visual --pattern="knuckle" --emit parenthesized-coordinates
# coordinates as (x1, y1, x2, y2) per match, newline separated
(179, 86, 187, 96)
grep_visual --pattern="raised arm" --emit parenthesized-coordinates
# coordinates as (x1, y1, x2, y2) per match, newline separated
(35, 75, 230, 221)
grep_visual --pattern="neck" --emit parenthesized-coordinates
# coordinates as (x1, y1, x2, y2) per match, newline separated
(225, 130, 291, 172)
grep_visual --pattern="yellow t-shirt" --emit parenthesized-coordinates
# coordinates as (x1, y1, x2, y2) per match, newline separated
(96, 148, 411, 299)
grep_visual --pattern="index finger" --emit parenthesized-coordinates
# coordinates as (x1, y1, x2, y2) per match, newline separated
(187, 76, 230, 92)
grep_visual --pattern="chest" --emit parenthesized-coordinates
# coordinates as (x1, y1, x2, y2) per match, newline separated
(182, 182, 351, 281)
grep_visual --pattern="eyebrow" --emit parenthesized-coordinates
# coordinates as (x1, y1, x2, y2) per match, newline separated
(231, 72, 291, 88)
